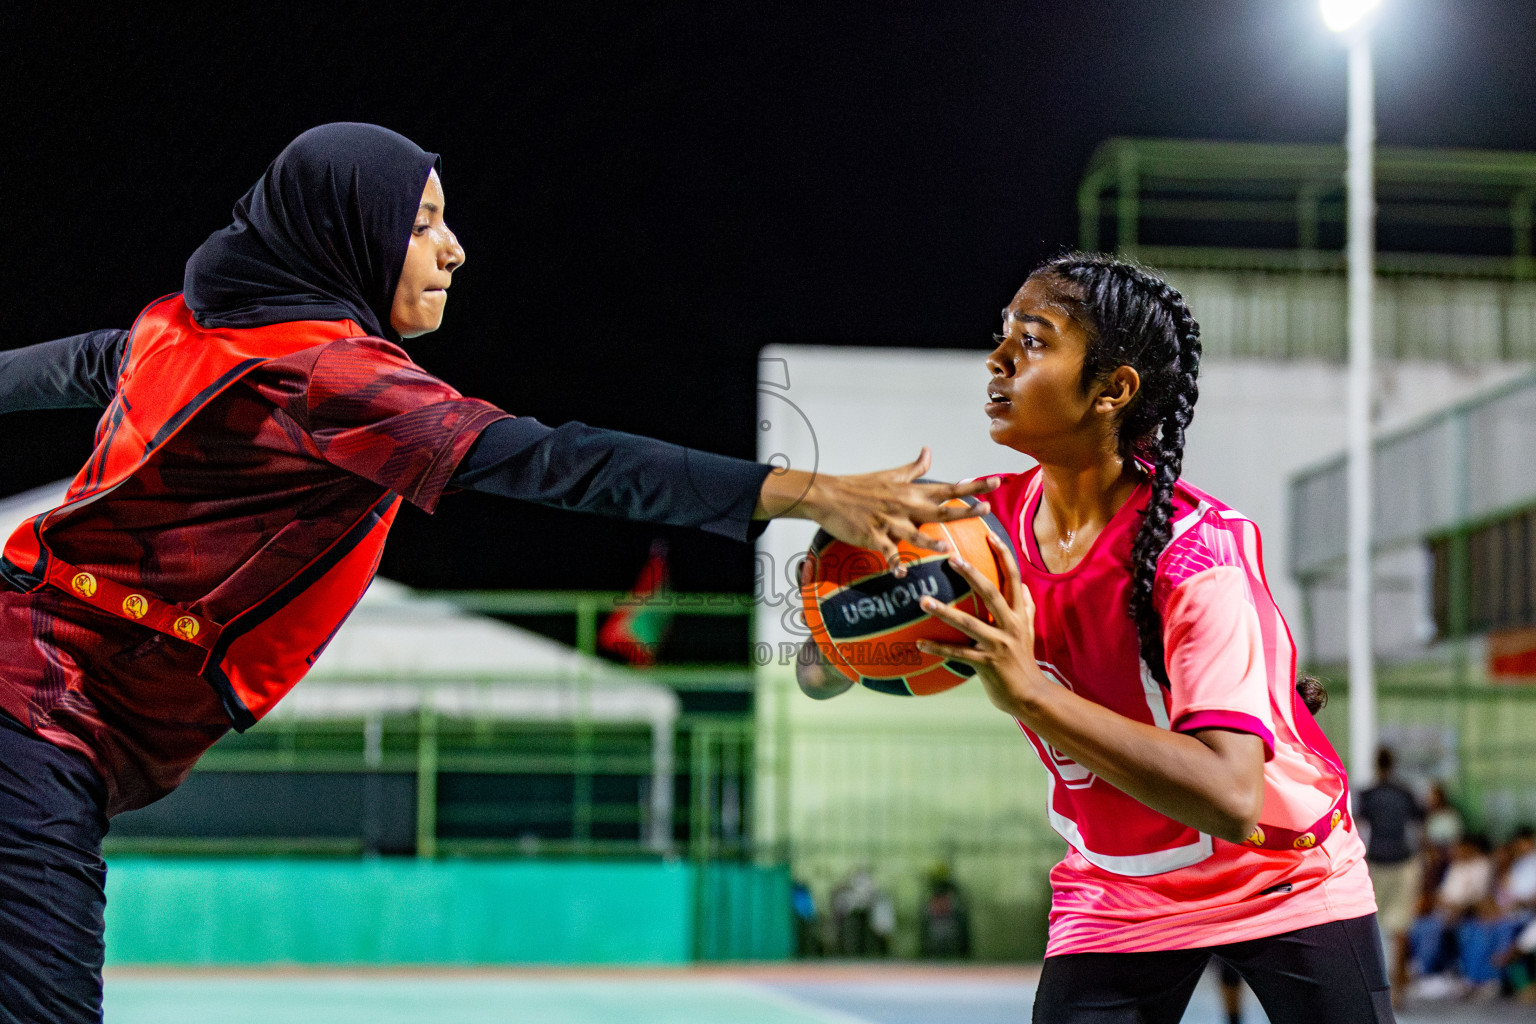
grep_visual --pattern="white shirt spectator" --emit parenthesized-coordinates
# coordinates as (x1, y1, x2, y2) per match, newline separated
(1503, 850, 1536, 907)
(1439, 854, 1493, 912)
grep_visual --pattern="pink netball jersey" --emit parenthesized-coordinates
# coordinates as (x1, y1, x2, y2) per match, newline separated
(986, 468, 1376, 955)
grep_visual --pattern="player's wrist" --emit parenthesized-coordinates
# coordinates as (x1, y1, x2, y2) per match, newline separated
(755, 467, 828, 520)
(995, 663, 1056, 721)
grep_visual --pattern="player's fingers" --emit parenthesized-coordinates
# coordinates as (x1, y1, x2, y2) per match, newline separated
(898, 446, 933, 483)
(924, 497, 992, 521)
(919, 594, 1000, 644)
(914, 638, 983, 663)
(945, 476, 1003, 499)
(986, 532, 1032, 619)
(873, 534, 907, 577)
(946, 552, 1017, 632)
(892, 521, 951, 555)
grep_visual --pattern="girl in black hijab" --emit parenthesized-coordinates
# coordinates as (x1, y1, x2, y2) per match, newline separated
(0, 123, 993, 1023)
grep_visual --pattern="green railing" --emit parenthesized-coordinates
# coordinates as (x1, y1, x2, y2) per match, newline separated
(1080, 137, 1536, 279)
(106, 708, 758, 862)
(107, 589, 763, 862)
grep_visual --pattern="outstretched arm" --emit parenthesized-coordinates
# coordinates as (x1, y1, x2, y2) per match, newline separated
(0, 330, 127, 412)
(453, 416, 998, 563)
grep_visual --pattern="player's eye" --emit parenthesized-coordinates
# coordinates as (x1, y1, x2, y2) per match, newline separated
(413, 222, 430, 235)
(1022, 332, 1043, 349)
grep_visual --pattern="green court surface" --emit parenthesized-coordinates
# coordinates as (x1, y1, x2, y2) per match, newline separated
(101, 968, 1521, 1023)
(105, 977, 854, 1024)
(102, 970, 1033, 1024)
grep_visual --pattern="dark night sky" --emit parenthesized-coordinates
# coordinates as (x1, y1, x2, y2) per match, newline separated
(3, 0, 1534, 594)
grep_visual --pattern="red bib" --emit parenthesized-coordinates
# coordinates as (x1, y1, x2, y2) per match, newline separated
(1, 294, 400, 730)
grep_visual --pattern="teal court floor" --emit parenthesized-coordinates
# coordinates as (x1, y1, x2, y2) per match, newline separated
(103, 964, 1529, 1023)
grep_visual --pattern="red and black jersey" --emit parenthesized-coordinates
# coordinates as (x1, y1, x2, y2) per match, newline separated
(0, 295, 504, 813)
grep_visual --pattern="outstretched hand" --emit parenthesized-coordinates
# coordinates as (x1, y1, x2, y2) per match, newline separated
(759, 447, 1001, 575)
(914, 531, 1045, 714)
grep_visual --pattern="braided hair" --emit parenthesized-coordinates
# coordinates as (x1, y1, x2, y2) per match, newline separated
(1032, 253, 1326, 714)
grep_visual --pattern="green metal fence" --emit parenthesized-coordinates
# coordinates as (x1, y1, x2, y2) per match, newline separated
(1080, 137, 1536, 279)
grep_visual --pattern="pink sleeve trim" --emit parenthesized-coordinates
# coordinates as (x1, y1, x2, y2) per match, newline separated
(1174, 710, 1275, 761)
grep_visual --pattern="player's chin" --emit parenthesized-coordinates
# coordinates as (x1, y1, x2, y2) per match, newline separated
(396, 306, 447, 339)
(986, 415, 1025, 450)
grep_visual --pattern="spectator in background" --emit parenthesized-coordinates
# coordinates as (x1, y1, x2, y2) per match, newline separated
(791, 880, 820, 957)
(1439, 835, 1496, 917)
(1355, 746, 1425, 1003)
(1502, 912, 1536, 1002)
(829, 865, 893, 957)
(1422, 782, 1466, 905)
(1477, 827, 1536, 999)
(919, 865, 971, 959)
(1499, 827, 1536, 915)
(869, 889, 896, 957)
(1441, 828, 1536, 998)
(1411, 833, 1495, 990)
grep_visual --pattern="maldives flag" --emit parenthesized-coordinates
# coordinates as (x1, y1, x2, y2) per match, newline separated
(598, 540, 671, 665)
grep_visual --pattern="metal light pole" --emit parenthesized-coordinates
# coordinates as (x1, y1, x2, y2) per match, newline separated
(1323, 0, 1381, 785)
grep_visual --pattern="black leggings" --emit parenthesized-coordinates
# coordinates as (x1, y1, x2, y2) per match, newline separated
(0, 710, 109, 1024)
(1033, 913, 1395, 1024)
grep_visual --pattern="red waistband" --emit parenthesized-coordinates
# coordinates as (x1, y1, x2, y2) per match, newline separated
(44, 557, 221, 652)
(1243, 791, 1351, 852)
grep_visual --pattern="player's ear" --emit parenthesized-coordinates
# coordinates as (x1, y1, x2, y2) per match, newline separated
(1094, 365, 1140, 414)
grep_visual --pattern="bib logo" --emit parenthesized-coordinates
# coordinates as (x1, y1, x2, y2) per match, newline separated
(1038, 663, 1096, 789)
(172, 616, 201, 641)
(71, 572, 98, 599)
(122, 594, 149, 620)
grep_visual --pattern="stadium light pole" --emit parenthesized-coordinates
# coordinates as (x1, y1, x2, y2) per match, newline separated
(1323, 0, 1381, 785)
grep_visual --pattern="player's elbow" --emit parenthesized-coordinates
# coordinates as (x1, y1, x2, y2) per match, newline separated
(1190, 729, 1267, 844)
(1209, 783, 1265, 845)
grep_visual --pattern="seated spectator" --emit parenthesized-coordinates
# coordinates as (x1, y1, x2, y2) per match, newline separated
(1502, 914, 1536, 1002)
(919, 865, 971, 959)
(829, 865, 893, 957)
(1454, 881, 1522, 994)
(1421, 783, 1465, 912)
(1441, 834, 1495, 915)
(1461, 827, 1536, 998)
(1500, 827, 1536, 914)
(1410, 833, 1494, 981)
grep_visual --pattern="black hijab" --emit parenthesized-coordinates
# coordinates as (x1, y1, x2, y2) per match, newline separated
(184, 123, 440, 342)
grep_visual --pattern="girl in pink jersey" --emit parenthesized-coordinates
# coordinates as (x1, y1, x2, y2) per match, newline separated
(802, 254, 1392, 1022)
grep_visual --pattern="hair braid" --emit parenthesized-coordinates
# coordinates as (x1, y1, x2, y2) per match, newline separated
(1126, 279, 1201, 687)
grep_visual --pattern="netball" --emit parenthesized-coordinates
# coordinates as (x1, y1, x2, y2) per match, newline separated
(801, 499, 1008, 696)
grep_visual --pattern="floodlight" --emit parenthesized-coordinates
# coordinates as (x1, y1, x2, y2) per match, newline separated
(1321, 0, 1382, 33)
